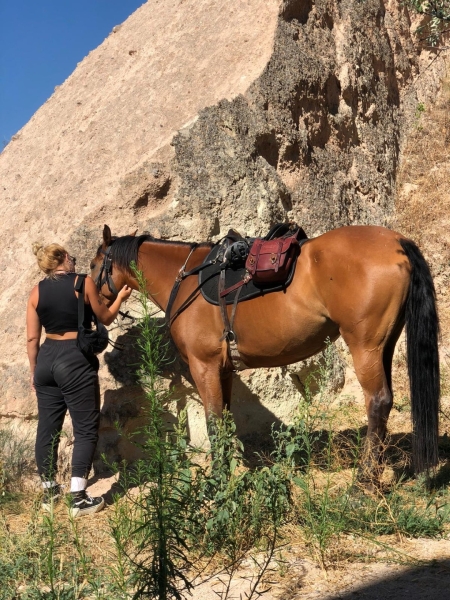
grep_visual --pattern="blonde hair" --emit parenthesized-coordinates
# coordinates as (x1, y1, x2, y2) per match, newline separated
(32, 242, 67, 276)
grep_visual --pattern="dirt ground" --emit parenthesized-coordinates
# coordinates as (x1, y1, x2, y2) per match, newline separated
(67, 457, 441, 600)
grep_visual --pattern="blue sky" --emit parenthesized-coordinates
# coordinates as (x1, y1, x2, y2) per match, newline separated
(0, 1, 144, 145)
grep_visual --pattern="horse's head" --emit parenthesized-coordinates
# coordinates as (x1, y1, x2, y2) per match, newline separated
(90, 225, 130, 305)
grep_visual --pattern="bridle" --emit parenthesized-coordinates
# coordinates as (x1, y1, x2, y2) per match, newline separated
(95, 244, 120, 297)
(94, 243, 138, 324)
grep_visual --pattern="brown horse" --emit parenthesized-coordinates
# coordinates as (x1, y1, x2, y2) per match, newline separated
(90, 224, 440, 481)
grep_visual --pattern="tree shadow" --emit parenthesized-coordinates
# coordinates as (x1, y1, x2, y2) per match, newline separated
(97, 319, 286, 460)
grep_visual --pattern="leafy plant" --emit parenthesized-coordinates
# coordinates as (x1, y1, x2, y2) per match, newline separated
(405, 0, 450, 45)
(198, 413, 292, 597)
(107, 267, 294, 599)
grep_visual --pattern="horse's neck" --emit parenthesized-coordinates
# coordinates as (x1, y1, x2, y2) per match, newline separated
(137, 241, 207, 311)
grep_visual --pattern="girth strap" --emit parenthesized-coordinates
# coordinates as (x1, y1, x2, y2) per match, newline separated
(218, 257, 247, 372)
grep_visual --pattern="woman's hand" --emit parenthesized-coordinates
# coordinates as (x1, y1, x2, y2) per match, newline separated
(85, 277, 134, 325)
(118, 285, 132, 301)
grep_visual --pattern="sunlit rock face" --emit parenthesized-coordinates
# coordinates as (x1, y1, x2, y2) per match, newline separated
(0, 0, 445, 458)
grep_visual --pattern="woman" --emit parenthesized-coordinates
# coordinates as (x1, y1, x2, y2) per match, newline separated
(26, 242, 132, 517)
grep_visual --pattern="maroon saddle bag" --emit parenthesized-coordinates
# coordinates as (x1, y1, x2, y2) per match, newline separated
(245, 234, 300, 284)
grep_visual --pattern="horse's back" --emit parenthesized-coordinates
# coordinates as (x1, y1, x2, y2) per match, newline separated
(303, 225, 410, 287)
(305, 225, 407, 259)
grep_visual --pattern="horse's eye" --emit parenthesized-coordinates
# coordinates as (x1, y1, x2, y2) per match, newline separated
(90, 263, 96, 270)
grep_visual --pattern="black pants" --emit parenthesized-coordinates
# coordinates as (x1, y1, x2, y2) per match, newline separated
(34, 338, 100, 480)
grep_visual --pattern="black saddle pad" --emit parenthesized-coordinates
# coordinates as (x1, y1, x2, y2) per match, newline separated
(199, 238, 308, 306)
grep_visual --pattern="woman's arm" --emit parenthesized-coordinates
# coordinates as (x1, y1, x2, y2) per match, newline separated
(84, 276, 132, 326)
(26, 286, 42, 390)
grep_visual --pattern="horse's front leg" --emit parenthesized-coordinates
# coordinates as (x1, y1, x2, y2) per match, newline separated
(188, 357, 232, 422)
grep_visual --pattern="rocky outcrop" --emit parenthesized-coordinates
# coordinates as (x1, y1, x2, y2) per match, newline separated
(0, 0, 446, 458)
(166, 0, 446, 239)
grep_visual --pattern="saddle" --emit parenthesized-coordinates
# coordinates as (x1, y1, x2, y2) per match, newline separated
(199, 223, 308, 306)
(165, 223, 308, 372)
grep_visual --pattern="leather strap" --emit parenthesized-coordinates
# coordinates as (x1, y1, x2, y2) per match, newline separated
(276, 239, 283, 273)
(74, 274, 87, 329)
(166, 270, 217, 328)
(95, 246, 120, 297)
(220, 272, 252, 298)
(218, 268, 230, 335)
(165, 244, 198, 325)
(218, 255, 247, 371)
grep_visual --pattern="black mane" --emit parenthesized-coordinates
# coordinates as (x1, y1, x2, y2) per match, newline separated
(107, 234, 211, 274)
(110, 234, 151, 273)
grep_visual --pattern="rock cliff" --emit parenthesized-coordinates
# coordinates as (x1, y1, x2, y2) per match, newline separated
(0, 0, 446, 458)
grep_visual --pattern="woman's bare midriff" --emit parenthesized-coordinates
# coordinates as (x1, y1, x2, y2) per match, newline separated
(46, 332, 78, 340)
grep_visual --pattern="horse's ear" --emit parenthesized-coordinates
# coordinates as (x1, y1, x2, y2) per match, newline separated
(130, 229, 138, 237)
(103, 225, 112, 248)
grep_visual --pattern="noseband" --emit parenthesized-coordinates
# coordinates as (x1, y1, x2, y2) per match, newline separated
(95, 245, 120, 297)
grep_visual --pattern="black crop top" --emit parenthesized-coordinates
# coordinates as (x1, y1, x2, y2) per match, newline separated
(36, 273, 94, 334)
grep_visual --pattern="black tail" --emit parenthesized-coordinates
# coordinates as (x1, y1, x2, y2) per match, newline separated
(400, 239, 440, 474)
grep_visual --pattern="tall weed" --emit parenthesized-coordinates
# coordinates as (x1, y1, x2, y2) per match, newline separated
(197, 413, 292, 598)
(107, 266, 208, 599)
(108, 267, 293, 599)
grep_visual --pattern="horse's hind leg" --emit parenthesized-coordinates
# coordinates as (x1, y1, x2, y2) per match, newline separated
(221, 371, 233, 413)
(382, 317, 404, 399)
(345, 341, 393, 488)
